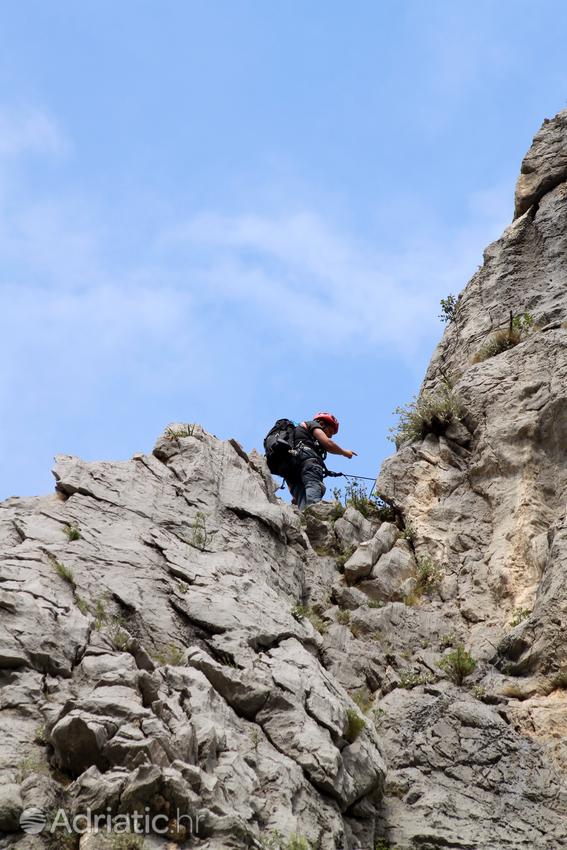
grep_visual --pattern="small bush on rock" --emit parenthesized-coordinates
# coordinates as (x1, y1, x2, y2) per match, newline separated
(473, 312, 534, 363)
(389, 385, 463, 448)
(63, 523, 81, 541)
(345, 708, 366, 742)
(398, 669, 435, 689)
(54, 561, 76, 588)
(153, 643, 185, 667)
(510, 607, 531, 627)
(438, 645, 477, 685)
(439, 293, 458, 323)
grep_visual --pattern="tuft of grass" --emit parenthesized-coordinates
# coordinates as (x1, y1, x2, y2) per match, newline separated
(332, 481, 392, 522)
(550, 669, 567, 690)
(438, 644, 477, 685)
(153, 643, 185, 667)
(414, 557, 443, 596)
(177, 581, 189, 594)
(368, 599, 383, 609)
(389, 384, 463, 448)
(291, 603, 328, 634)
(510, 607, 531, 627)
(401, 523, 415, 542)
(63, 523, 81, 541)
(18, 755, 47, 781)
(188, 511, 216, 551)
(335, 545, 356, 570)
(104, 835, 147, 850)
(261, 831, 312, 850)
(34, 724, 47, 745)
(351, 686, 373, 714)
(337, 609, 351, 625)
(398, 669, 435, 689)
(54, 561, 76, 588)
(439, 632, 456, 649)
(345, 708, 366, 742)
(75, 595, 89, 616)
(165, 424, 195, 439)
(473, 312, 534, 363)
(291, 603, 309, 620)
(93, 596, 109, 630)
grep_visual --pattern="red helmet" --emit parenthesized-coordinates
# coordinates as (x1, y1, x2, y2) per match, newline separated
(313, 412, 339, 435)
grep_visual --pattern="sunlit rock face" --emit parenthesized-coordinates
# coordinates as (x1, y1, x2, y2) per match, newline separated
(2, 110, 567, 850)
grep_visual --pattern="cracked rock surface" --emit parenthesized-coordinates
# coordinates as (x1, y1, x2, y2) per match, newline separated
(3, 109, 567, 850)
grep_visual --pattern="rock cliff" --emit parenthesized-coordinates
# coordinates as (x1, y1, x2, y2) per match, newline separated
(2, 110, 567, 850)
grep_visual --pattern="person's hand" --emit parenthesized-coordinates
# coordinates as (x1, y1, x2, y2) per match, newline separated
(343, 449, 358, 459)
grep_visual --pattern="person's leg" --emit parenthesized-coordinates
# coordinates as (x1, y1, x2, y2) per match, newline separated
(288, 477, 306, 510)
(301, 461, 326, 508)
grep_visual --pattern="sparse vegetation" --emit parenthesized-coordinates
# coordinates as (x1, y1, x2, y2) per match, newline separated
(54, 560, 76, 588)
(439, 294, 458, 323)
(75, 595, 89, 616)
(331, 481, 393, 522)
(63, 523, 81, 541)
(389, 384, 463, 448)
(291, 603, 309, 620)
(34, 724, 47, 745)
(153, 643, 185, 666)
(335, 545, 356, 570)
(337, 609, 351, 625)
(351, 686, 373, 714)
(404, 558, 443, 606)
(414, 558, 443, 595)
(345, 708, 366, 742)
(439, 632, 456, 649)
(472, 684, 487, 701)
(165, 424, 195, 439)
(262, 832, 312, 850)
(291, 603, 328, 634)
(438, 645, 477, 685)
(510, 607, 531, 627)
(398, 669, 435, 689)
(472, 311, 534, 363)
(372, 707, 387, 729)
(368, 599, 383, 609)
(18, 755, 47, 780)
(104, 834, 147, 850)
(550, 669, 567, 690)
(93, 596, 109, 630)
(188, 511, 217, 551)
(401, 523, 415, 543)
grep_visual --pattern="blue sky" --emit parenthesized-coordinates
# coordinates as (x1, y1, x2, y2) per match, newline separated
(1, 1, 567, 500)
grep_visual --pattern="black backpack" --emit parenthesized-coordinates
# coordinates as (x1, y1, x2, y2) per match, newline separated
(263, 418, 298, 477)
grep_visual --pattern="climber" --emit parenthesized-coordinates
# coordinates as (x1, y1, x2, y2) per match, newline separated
(285, 412, 357, 511)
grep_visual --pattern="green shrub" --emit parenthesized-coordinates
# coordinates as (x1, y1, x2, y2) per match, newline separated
(351, 686, 373, 714)
(414, 558, 443, 595)
(439, 294, 458, 323)
(398, 669, 435, 689)
(401, 523, 415, 542)
(335, 545, 356, 570)
(54, 561, 76, 588)
(75, 595, 89, 616)
(63, 523, 81, 541)
(551, 669, 567, 690)
(345, 708, 366, 742)
(473, 312, 534, 363)
(291, 603, 309, 620)
(153, 643, 185, 666)
(368, 599, 383, 609)
(510, 607, 531, 627)
(165, 424, 195, 439)
(332, 481, 391, 521)
(188, 511, 216, 551)
(337, 609, 351, 625)
(389, 385, 463, 448)
(438, 645, 477, 685)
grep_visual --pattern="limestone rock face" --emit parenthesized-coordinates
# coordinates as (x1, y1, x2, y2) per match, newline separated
(4, 110, 567, 850)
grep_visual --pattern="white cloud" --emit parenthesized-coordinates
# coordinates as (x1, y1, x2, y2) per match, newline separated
(157, 196, 511, 362)
(0, 106, 68, 158)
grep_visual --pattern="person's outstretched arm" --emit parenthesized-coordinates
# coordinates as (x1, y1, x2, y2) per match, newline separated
(312, 428, 358, 458)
